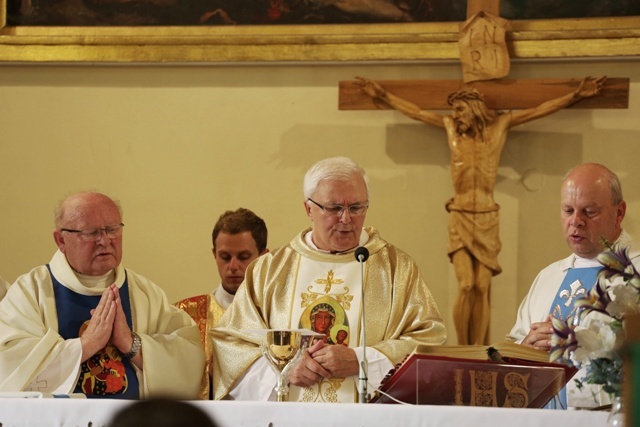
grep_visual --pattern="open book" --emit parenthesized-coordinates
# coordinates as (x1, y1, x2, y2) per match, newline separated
(412, 340, 552, 363)
(370, 341, 577, 407)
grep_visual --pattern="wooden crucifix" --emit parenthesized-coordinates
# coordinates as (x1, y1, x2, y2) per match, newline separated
(338, 0, 630, 346)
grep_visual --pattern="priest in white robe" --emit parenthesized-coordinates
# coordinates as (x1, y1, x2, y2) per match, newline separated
(211, 156, 447, 402)
(0, 191, 204, 399)
(508, 163, 639, 408)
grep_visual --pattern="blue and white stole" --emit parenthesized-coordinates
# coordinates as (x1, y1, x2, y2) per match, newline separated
(48, 265, 140, 399)
(546, 265, 601, 409)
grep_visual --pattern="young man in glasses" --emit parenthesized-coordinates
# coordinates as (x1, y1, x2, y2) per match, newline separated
(0, 191, 204, 399)
(211, 156, 446, 402)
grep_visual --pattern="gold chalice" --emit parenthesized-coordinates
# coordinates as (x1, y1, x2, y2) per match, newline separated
(261, 330, 306, 402)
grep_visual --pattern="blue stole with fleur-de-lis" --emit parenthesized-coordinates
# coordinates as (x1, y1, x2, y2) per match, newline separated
(550, 267, 602, 321)
(545, 266, 602, 409)
(47, 265, 139, 399)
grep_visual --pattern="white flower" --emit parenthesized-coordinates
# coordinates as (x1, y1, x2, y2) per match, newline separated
(571, 319, 617, 364)
(607, 285, 640, 318)
(552, 243, 639, 398)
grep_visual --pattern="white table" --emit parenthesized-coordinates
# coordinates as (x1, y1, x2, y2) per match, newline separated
(0, 398, 609, 427)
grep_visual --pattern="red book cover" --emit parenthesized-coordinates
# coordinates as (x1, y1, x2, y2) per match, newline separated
(370, 352, 577, 408)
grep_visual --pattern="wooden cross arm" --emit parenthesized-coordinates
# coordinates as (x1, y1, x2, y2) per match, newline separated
(338, 78, 629, 111)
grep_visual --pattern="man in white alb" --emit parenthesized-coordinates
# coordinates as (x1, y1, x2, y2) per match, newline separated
(0, 191, 204, 398)
(508, 163, 639, 408)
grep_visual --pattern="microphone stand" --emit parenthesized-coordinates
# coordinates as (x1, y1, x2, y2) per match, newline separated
(357, 251, 369, 403)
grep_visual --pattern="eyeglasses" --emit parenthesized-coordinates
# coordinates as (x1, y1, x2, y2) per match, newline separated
(307, 198, 368, 217)
(60, 223, 124, 241)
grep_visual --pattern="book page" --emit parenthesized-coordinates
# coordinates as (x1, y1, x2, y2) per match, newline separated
(413, 341, 550, 363)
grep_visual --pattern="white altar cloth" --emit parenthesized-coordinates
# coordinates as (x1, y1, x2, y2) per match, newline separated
(0, 398, 609, 427)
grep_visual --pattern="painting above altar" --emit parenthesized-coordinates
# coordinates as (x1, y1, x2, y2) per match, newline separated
(6, 0, 640, 27)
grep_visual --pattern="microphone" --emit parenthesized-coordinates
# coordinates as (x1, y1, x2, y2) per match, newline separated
(354, 246, 369, 403)
(355, 246, 369, 263)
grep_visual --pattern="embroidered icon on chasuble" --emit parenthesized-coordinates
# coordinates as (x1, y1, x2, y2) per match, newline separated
(288, 258, 363, 403)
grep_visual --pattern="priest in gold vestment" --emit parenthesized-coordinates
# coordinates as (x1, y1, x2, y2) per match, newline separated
(211, 157, 447, 402)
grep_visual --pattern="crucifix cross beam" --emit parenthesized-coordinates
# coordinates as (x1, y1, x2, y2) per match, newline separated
(338, 77, 629, 111)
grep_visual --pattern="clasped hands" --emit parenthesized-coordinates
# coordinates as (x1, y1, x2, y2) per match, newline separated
(288, 339, 360, 387)
(79, 283, 137, 364)
(522, 315, 554, 351)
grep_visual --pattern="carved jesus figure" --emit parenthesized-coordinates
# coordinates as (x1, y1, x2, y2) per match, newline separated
(357, 76, 605, 345)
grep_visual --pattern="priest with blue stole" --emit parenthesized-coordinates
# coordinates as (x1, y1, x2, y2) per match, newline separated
(0, 191, 204, 399)
(508, 163, 640, 408)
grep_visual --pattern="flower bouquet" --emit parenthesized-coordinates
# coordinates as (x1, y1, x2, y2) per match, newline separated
(550, 242, 640, 400)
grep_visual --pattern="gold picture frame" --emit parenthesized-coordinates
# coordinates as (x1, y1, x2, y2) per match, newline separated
(1, 1, 639, 64)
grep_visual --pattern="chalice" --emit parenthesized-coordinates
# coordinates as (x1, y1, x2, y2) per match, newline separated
(261, 330, 307, 402)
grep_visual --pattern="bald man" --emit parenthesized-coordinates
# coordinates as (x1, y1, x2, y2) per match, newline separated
(508, 163, 639, 408)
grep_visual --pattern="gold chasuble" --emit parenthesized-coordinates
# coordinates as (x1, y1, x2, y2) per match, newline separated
(211, 226, 447, 402)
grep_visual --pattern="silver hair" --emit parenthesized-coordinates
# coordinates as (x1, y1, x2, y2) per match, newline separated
(303, 157, 370, 200)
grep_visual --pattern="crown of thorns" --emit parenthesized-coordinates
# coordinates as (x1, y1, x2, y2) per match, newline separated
(447, 87, 485, 105)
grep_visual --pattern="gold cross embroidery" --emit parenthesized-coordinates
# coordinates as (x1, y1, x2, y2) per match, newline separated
(316, 270, 344, 294)
(300, 270, 353, 310)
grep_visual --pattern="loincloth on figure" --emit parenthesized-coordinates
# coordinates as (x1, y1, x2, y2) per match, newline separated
(445, 198, 502, 276)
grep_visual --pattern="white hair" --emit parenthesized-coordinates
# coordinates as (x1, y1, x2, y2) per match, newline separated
(303, 157, 370, 200)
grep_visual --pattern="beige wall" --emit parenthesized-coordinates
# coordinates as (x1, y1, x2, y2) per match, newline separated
(0, 59, 638, 345)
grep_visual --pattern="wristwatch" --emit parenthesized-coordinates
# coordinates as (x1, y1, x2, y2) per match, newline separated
(124, 332, 142, 359)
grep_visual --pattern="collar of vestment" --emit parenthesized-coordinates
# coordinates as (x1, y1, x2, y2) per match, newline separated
(304, 228, 370, 254)
(50, 249, 125, 296)
(294, 226, 387, 261)
(213, 285, 234, 309)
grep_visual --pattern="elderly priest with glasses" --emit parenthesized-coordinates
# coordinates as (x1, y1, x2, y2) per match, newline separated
(0, 191, 204, 399)
(211, 156, 447, 402)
